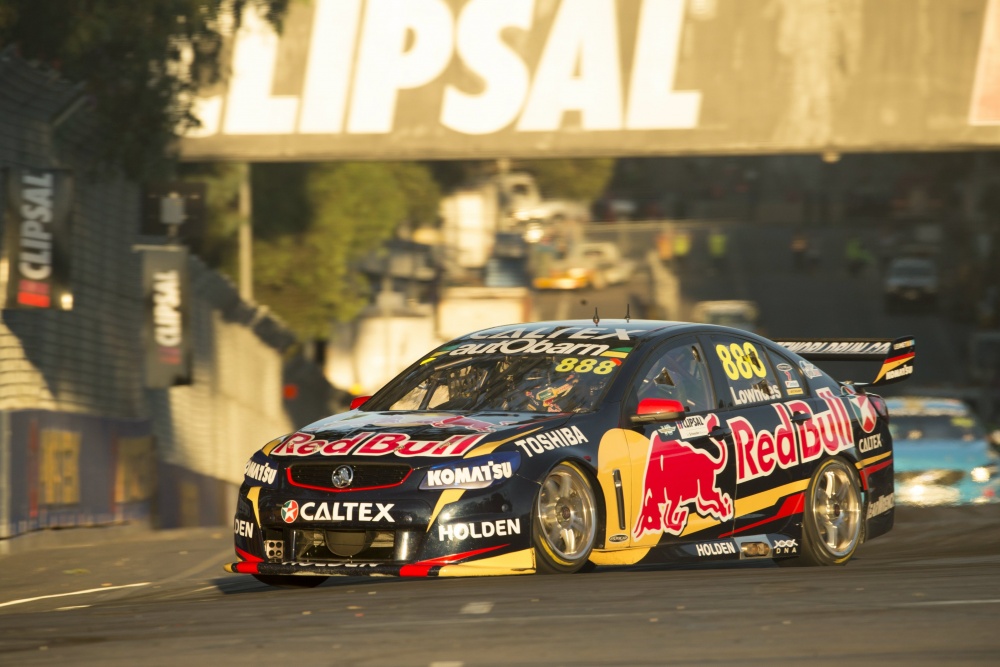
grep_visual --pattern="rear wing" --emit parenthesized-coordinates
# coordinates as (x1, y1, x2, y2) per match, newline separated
(774, 336, 915, 387)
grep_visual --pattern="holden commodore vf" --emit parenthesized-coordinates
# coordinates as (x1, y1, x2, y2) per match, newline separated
(228, 320, 914, 587)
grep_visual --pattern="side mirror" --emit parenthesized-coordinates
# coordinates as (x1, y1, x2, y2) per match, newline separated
(349, 396, 371, 410)
(632, 398, 686, 424)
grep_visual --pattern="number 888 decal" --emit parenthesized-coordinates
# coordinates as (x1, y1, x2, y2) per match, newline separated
(555, 358, 618, 375)
(715, 342, 767, 380)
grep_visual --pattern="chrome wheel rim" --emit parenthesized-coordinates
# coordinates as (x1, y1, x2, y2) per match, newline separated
(536, 465, 596, 561)
(811, 463, 862, 557)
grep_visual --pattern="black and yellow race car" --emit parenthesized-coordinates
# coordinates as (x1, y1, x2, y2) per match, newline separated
(227, 320, 914, 587)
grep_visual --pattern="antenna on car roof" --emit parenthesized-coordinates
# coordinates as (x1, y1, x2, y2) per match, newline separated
(593, 307, 600, 326)
(625, 303, 631, 323)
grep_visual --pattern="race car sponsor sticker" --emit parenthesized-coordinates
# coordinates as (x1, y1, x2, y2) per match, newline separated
(234, 518, 255, 538)
(281, 500, 395, 524)
(448, 339, 618, 358)
(346, 413, 507, 433)
(884, 364, 914, 380)
(634, 413, 734, 539)
(867, 493, 894, 519)
(678, 415, 710, 440)
(437, 518, 521, 541)
(271, 431, 486, 458)
(847, 393, 879, 433)
(693, 540, 737, 557)
(281, 500, 299, 522)
(513, 426, 588, 458)
(730, 388, 855, 484)
(778, 340, 892, 355)
(244, 453, 279, 486)
(798, 360, 822, 379)
(468, 325, 643, 341)
(772, 538, 798, 555)
(421, 452, 520, 490)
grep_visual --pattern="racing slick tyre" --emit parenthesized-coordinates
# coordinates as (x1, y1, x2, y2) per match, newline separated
(252, 574, 328, 588)
(532, 462, 598, 574)
(790, 457, 864, 567)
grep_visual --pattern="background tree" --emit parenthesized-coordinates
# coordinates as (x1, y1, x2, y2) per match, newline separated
(0, 0, 288, 177)
(183, 161, 441, 339)
(520, 158, 616, 202)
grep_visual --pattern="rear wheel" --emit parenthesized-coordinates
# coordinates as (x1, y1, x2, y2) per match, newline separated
(795, 457, 863, 566)
(252, 574, 328, 588)
(532, 462, 598, 574)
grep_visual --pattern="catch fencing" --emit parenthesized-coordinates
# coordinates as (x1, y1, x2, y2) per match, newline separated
(0, 50, 336, 539)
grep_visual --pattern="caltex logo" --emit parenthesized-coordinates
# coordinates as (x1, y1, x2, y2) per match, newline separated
(281, 500, 299, 523)
(848, 395, 878, 433)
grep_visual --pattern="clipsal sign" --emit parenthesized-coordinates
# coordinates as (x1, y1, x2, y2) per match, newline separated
(180, 0, 1000, 160)
(184, 0, 699, 142)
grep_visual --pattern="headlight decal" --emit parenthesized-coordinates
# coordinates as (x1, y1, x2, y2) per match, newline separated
(420, 452, 521, 491)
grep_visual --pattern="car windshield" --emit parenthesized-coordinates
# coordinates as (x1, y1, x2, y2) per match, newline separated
(889, 414, 985, 442)
(364, 354, 624, 413)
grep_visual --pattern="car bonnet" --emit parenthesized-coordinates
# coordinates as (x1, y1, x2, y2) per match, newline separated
(266, 410, 575, 463)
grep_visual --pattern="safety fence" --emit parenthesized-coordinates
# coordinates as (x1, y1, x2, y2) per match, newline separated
(0, 50, 336, 539)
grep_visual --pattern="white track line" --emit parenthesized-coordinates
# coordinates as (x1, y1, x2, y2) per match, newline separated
(0, 582, 150, 609)
(460, 601, 494, 615)
(893, 599, 1000, 608)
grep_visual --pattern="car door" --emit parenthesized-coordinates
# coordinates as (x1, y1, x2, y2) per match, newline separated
(702, 332, 808, 540)
(623, 335, 737, 550)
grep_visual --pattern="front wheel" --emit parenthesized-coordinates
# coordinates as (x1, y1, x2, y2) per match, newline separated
(795, 457, 864, 566)
(532, 462, 598, 574)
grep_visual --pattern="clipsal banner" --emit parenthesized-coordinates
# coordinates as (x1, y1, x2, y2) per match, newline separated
(2, 168, 73, 310)
(180, 0, 1000, 161)
(141, 247, 192, 388)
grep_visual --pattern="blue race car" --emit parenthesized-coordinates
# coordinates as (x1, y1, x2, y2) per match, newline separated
(887, 396, 999, 506)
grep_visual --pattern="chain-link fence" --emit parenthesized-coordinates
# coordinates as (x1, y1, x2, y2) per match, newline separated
(0, 50, 336, 539)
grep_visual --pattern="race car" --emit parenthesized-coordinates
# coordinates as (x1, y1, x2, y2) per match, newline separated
(227, 320, 914, 587)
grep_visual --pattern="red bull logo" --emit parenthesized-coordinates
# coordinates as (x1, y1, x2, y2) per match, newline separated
(734, 388, 854, 484)
(271, 431, 485, 458)
(634, 414, 734, 539)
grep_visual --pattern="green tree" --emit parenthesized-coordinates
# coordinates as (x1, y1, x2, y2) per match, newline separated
(185, 161, 440, 339)
(0, 0, 288, 177)
(520, 158, 616, 202)
(179, 161, 245, 277)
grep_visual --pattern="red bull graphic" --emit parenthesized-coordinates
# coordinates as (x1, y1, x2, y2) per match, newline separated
(271, 431, 486, 458)
(734, 387, 854, 484)
(634, 414, 734, 539)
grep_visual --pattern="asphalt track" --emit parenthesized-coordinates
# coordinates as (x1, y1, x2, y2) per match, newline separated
(1, 505, 997, 666)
